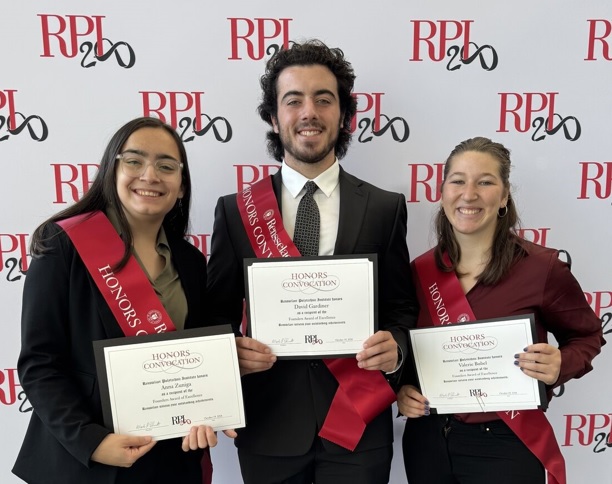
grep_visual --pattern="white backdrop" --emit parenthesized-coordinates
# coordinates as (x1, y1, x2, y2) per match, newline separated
(1, 1, 610, 483)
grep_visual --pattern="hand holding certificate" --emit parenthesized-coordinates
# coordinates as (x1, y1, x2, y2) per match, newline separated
(409, 315, 547, 414)
(93, 325, 245, 441)
(244, 255, 378, 358)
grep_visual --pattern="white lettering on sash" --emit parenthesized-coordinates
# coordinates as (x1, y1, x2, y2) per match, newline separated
(428, 282, 450, 324)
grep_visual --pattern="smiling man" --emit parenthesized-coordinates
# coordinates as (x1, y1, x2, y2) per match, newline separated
(206, 40, 419, 484)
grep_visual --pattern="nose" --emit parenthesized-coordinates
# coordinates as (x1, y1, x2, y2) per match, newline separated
(461, 182, 478, 201)
(139, 163, 160, 182)
(300, 98, 318, 120)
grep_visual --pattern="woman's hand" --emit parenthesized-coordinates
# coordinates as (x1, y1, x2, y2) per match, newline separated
(514, 343, 561, 385)
(181, 426, 238, 451)
(397, 385, 430, 418)
(91, 434, 157, 467)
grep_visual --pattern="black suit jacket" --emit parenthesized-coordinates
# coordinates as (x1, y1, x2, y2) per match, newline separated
(206, 167, 418, 456)
(13, 223, 208, 484)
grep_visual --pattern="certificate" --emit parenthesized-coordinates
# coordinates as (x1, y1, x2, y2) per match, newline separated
(93, 325, 245, 440)
(244, 255, 377, 358)
(409, 315, 547, 414)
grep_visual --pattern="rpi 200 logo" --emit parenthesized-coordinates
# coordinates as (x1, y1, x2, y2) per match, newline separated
(141, 91, 232, 143)
(1, 233, 30, 282)
(497, 92, 581, 142)
(228, 17, 291, 60)
(351, 92, 409, 143)
(0, 368, 31, 414)
(410, 20, 498, 71)
(39, 14, 135, 68)
(0, 90, 48, 142)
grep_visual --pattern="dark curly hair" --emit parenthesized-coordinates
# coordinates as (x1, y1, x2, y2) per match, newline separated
(257, 39, 357, 161)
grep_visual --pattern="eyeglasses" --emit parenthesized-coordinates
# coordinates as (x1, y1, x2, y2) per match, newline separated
(116, 153, 183, 179)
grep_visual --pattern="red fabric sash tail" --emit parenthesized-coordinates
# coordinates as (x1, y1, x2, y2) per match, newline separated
(413, 249, 566, 484)
(237, 176, 396, 451)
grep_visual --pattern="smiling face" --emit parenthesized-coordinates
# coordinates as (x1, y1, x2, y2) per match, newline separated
(115, 127, 184, 228)
(441, 150, 509, 243)
(271, 64, 342, 172)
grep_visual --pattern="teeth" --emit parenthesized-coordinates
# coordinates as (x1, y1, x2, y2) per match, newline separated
(459, 208, 480, 215)
(135, 190, 161, 197)
(300, 130, 320, 136)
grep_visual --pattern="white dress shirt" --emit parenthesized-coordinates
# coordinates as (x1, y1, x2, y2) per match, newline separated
(280, 160, 340, 256)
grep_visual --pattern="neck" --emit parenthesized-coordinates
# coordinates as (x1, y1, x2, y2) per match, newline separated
(284, 153, 335, 179)
(455, 232, 493, 267)
(125, 216, 163, 247)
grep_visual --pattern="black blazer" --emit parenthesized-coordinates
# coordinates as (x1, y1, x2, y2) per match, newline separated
(13, 223, 208, 484)
(206, 168, 419, 456)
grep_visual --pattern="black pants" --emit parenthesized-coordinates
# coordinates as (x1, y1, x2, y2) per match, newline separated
(402, 415, 544, 484)
(238, 437, 393, 484)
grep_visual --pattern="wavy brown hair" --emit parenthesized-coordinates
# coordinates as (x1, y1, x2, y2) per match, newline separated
(434, 136, 526, 285)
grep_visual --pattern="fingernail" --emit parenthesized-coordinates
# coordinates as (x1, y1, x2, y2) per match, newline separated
(523, 347, 527, 352)
(513, 354, 519, 359)
(424, 409, 430, 416)
(513, 360, 519, 366)
(424, 400, 430, 406)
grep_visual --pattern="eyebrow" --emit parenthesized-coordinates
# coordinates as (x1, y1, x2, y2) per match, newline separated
(279, 89, 337, 103)
(121, 148, 179, 162)
(447, 171, 498, 177)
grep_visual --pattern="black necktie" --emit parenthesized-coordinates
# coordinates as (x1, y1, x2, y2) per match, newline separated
(293, 181, 320, 256)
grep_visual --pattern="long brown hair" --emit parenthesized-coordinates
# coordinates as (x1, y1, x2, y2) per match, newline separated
(434, 136, 526, 285)
(30, 117, 192, 270)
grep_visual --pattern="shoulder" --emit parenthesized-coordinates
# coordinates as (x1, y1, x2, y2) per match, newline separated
(519, 240, 561, 267)
(168, 236, 206, 261)
(511, 240, 572, 284)
(32, 221, 74, 258)
(340, 168, 405, 202)
(413, 247, 436, 263)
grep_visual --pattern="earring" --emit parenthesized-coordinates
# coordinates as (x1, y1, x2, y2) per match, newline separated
(440, 206, 446, 218)
(498, 205, 508, 218)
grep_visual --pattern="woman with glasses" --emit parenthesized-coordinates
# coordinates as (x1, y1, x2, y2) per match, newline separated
(13, 117, 234, 484)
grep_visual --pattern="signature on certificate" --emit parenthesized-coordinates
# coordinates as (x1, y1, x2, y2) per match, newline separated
(135, 420, 161, 431)
(271, 338, 295, 344)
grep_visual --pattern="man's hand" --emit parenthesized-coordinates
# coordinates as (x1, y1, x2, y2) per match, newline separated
(356, 330, 399, 373)
(91, 434, 156, 467)
(236, 336, 276, 376)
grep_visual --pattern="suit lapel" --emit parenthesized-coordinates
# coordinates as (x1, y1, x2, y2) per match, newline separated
(334, 167, 368, 254)
(272, 166, 367, 254)
(169, 237, 197, 329)
(271, 168, 283, 210)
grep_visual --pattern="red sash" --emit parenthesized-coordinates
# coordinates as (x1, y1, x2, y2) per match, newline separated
(59, 211, 214, 484)
(237, 176, 396, 451)
(413, 249, 566, 484)
(58, 211, 177, 336)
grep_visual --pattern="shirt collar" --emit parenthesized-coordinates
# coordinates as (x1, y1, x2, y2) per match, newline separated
(281, 159, 340, 198)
